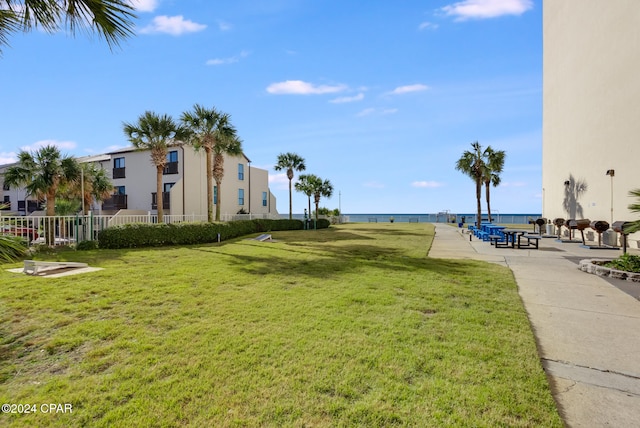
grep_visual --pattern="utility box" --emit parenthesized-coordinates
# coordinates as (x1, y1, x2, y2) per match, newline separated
(603, 229, 618, 247)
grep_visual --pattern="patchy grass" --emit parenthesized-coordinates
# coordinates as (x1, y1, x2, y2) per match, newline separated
(0, 223, 561, 427)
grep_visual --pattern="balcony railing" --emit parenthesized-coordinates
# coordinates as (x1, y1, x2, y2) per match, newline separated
(151, 192, 171, 210)
(17, 200, 42, 213)
(112, 167, 126, 179)
(102, 194, 128, 211)
(163, 162, 179, 175)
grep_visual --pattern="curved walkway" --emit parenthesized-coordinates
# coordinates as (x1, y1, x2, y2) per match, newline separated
(428, 223, 640, 427)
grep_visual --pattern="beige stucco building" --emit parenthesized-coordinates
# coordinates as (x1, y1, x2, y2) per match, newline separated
(543, 1, 640, 232)
(1, 145, 278, 220)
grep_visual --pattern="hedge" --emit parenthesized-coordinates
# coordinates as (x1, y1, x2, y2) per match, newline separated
(97, 218, 328, 249)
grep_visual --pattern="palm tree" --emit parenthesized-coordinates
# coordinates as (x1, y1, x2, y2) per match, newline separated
(4, 144, 80, 244)
(295, 173, 318, 219)
(77, 163, 113, 214)
(212, 132, 243, 222)
(0, 0, 136, 53)
(624, 189, 640, 234)
(274, 152, 306, 220)
(181, 105, 239, 222)
(309, 176, 333, 226)
(482, 147, 506, 222)
(455, 141, 488, 227)
(123, 111, 186, 223)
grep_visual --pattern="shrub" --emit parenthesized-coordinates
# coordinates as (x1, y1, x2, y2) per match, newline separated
(98, 219, 305, 249)
(76, 240, 99, 251)
(605, 253, 640, 273)
(0, 235, 27, 262)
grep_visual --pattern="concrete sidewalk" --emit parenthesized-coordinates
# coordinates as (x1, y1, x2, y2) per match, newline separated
(429, 223, 640, 428)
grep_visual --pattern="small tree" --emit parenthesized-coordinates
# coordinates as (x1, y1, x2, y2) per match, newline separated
(624, 189, 640, 234)
(295, 173, 318, 218)
(4, 145, 80, 244)
(483, 147, 506, 222)
(309, 176, 333, 226)
(275, 153, 306, 219)
(456, 141, 488, 227)
(123, 111, 187, 223)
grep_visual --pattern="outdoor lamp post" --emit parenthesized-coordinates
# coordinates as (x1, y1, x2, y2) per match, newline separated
(304, 209, 308, 230)
(606, 169, 615, 225)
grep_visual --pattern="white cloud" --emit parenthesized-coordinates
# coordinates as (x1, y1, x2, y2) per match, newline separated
(0, 152, 17, 165)
(442, 0, 533, 21)
(330, 93, 364, 104)
(356, 108, 398, 117)
(412, 181, 444, 188)
(269, 173, 289, 190)
(139, 15, 206, 35)
(388, 84, 429, 95)
(266, 80, 347, 95)
(128, 0, 159, 13)
(356, 108, 375, 117)
(20, 139, 77, 152)
(418, 22, 439, 30)
(206, 50, 250, 66)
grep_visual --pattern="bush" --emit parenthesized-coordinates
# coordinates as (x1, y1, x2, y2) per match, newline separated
(76, 240, 99, 251)
(0, 235, 27, 263)
(605, 253, 640, 273)
(98, 219, 305, 249)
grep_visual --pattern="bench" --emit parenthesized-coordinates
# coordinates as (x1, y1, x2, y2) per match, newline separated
(23, 260, 88, 275)
(368, 218, 378, 223)
(518, 235, 541, 249)
(488, 234, 510, 248)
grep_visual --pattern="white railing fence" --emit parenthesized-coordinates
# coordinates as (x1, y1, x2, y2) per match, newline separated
(0, 213, 207, 247)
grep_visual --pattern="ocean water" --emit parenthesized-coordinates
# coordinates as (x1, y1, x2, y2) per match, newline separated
(289, 213, 542, 224)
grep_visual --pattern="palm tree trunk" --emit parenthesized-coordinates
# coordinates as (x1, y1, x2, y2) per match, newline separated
(476, 177, 482, 228)
(156, 166, 164, 223)
(205, 147, 213, 223)
(46, 192, 56, 245)
(215, 179, 221, 221)
(288, 179, 293, 220)
(485, 181, 492, 222)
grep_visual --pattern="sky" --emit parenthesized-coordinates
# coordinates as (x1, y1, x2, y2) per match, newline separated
(0, 0, 542, 215)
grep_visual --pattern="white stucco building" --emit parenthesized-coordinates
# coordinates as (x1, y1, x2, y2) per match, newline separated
(1, 145, 278, 219)
(543, 1, 640, 232)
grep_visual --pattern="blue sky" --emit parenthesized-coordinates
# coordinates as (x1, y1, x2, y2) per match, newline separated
(0, 0, 541, 214)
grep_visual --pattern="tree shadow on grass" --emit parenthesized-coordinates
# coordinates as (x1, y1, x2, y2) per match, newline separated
(209, 241, 474, 281)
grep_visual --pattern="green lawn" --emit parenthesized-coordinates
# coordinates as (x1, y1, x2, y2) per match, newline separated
(0, 223, 561, 427)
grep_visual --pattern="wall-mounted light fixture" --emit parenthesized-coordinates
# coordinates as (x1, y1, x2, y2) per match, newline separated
(606, 169, 615, 177)
(564, 180, 571, 186)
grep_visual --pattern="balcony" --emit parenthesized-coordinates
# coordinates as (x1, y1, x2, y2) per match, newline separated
(163, 162, 179, 175)
(17, 200, 42, 213)
(151, 192, 170, 210)
(102, 194, 128, 211)
(112, 167, 126, 179)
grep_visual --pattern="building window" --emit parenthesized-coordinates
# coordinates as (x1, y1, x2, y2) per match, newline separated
(238, 189, 244, 206)
(2, 182, 9, 191)
(164, 182, 174, 192)
(1, 195, 10, 210)
(115, 186, 126, 195)
(164, 151, 179, 174)
(262, 191, 267, 207)
(113, 157, 126, 179)
(214, 186, 218, 204)
(238, 163, 244, 180)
